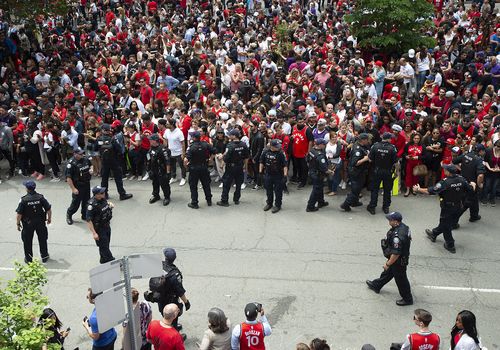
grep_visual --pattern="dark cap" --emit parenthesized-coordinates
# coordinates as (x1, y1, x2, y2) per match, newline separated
(75, 147, 85, 154)
(229, 129, 241, 137)
(163, 247, 176, 262)
(190, 130, 201, 139)
(101, 123, 111, 131)
(443, 163, 458, 174)
(92, 185, 106, 195)
(382, 132, 394, 140)
(358, 133, 370, 140)
(23, 180, 36, 190)
(314, 138, 328, 145)
(149, 133, 160, 141)
(385, 211, 403, 221)
(475, 144, 485, 152)
(270, 139, 281, 148)
(244, 303, 259, 320)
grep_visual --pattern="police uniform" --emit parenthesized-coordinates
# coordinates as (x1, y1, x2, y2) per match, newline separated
(425, 170, 473, 252)
(260, 143, 287, 211)
(147, 140, 171, 205)
(186, 135, 215, 208)
(86, 190, 114, 264)
(65, 152, 92, 222)
(452, 151, 484, 221)
(367, 137, 398, 214)
(96, 124, 131, 200)
(16, 185, 51, 263)
(219, 135, 250, 205)
(367, 213, 413, 305)
(341, 137, 370, 211)
(306, 144, 329, 211)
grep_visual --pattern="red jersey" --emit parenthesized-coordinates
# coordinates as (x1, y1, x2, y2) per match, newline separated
(409, 332, 440, 350)
(292, 126, 309, 158)
(240, 322, 265, 350)
(141, 122, 157, 150)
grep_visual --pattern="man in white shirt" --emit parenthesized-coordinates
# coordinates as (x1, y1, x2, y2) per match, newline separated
(163, 118, 186, 186)
(34, 67, 51, 88)
(399, 57, 415, 95)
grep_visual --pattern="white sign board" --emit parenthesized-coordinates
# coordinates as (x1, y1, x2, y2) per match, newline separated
(89, 260, 122, 293)
(94, 286, 126, 332)
(129, 253, 163, 279)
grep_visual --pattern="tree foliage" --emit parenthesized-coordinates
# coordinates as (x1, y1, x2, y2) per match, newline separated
(346, 0, 436, 54)
(1, 0, 72, 27)
(0, 261, 58, 350)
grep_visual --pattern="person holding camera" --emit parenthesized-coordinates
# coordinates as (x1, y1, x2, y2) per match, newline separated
(231, 303, 272, 350)
(366, 211, 413, 306)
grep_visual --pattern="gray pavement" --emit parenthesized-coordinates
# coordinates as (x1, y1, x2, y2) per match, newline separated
(0, 176, 499, 350)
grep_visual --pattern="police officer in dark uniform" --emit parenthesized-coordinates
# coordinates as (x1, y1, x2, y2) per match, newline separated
(147, 134, 171, 206)
(65, 147, 92, 225)
(414, 164, 475, 253)
(367, 133, 398, 215)
(86, 186, 115, 264)
(452, 146, 485, 222)
(341, 133, 371, 212)
(185, 130, 215, 209)
(16, 180, 52, 263)
(96, 123, 133, 200)
(145, 248, 191, 332)
(366, 211, 413, 306)
(260, 139, 288, 213)
(217, 129, 250, 207)
(306, 138, 330, 212)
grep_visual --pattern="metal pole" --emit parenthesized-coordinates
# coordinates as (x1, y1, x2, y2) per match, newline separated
(122, 256, 139, 350)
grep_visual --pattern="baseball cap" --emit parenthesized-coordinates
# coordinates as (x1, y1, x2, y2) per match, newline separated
(382, 132, 394, 140)
(475, 144, 485, 152)
(229, 129, 241, 137)
(92, 186, 106, 195)
(270, 139, 281, 147)
(446, 138, 455, 145)
(358, 133, 370, 140)
(445, 91, 455, 98)
(443, 163, 458, 174)
(149, 133, 160, 141)
(163, 247, 177, 262)
(244, 303, 259, 320)
(385, 211, 403, 221)
(111, 120, 122, 129)
(391, 124, 403, 132)
(23, 180, 36, 190)
(408, 49, 415, 58)
(101, 123, 111, 131)
(317, 118, 327, 125)
(190, 130, 201, 139)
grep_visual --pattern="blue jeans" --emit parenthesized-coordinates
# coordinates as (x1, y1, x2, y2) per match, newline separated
(327, 160, 342, 192)
(483, 174, 499, 202)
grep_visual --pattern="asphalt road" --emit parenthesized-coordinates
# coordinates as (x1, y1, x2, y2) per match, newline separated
(0, 175, 499, 350)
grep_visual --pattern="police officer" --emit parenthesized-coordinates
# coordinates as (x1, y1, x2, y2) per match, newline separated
(366, 211, 413, 306)
(306, 138, 330, 212)
(65, 147, 92, 225)
(367, 132, 398, 215)
(341, 133, 371, 212)
(452, 146, 485, 222)
(147, 248, 191, 331)
(86, 186, 115, 264)
(147, 134, 171, 206)
(15, 180, 52, 263)
(260, 139, 288, 213)
(96, 123, 133, 200)
(185, 130, 215, 209)
(414, 164, 475, 253)
(217, 129, 250, 207)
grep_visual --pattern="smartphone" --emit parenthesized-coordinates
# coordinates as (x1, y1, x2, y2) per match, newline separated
(83, 316, 88, 322)
(66, 327, 71, 332)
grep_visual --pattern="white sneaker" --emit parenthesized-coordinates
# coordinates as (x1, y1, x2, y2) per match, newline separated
(179, 178, 186, 186)
(50, 178, 60, 183)
(341, 181, 346, 190)
(169, 177, 177, 185)
(219, 183, 223, 188)
(141, 173, 149, 181)
(215, 176, 220, 183)
(241, 183, 246, 190)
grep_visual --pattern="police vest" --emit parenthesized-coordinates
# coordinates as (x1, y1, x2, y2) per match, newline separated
(372, 142, 396, 171)
(264, 150, 281, 175)
(89, 198, 113, 226)
(227, 141, 247, 165)
(148, 146, 169, 174)
(97, 135, 114, 159)
(70, 158, 91, 184)
(20, 193, 46, 224)
(441, 175, 467, 207)
(409, 332, 440, 350)
(307, 149, 320, 172)
(189, 141, 210, 167)
(459, 153, 479, 182)
(240, 322, 265, 350)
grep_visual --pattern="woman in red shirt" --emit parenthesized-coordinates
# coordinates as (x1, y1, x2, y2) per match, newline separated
(404, 133, 423, 196)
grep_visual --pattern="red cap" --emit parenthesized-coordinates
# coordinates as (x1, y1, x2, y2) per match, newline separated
(111, 120, 122, 128)
(446, 138, 455, 145)
(365, 77, 374, 84)
(200, 54, 208, 60)
(375, 60, 383, 67)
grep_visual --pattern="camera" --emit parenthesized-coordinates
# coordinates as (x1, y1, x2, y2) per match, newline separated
(254, 303, 262, 312)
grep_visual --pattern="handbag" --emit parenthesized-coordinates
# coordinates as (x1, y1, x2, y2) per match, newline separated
(412, 164, 428, 176)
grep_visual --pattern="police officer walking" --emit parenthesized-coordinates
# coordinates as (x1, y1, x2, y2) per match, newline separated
(185, 131, 215, 209)
(452, 145, 485, 223)
(16, 180, 52, 263)
(341, 133, 371, 212)
(366, 211, 413, 306)
(260, 139, 288, 213)
(96, 123, 133, 200)
(147, 134, 171, 206)
(145, 248, 191, 332)
(414, 164, 474, 253)
(65, 147, 92, 225)
(306, 138, 330, 212)
(367, 133, 398, 215)
(86, 186, 115, 264)
(217, 129, 250, 207)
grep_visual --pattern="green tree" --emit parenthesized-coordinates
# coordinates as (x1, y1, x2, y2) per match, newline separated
(1, 0, 72, 28)
(0, 260, 58, 350)
(346, 0, 436, 54)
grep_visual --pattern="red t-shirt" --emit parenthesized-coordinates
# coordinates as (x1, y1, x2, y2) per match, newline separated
(146, 321, 185, 350)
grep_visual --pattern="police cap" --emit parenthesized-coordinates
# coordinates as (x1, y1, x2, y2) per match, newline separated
(148, 133, 160, 141)
(23, 180, 36, 190)
(358, 133, 370, 140)
(382, 132, 394, 140)
(163, 247, 177, 263)
(475, 144, 485, 152)
(443, 164, 458, 174)
(270, 139, 281, 148)
(101, 123, 111, 131)
(92, 186, 106, 195)
(190, 130, 201, 139)
(385, 211, 403, 222)
(229, 129, 241, 137)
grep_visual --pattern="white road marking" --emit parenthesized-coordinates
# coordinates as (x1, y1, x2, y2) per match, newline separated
(0, 267, 70, 273)
(422, 285, 500, 294)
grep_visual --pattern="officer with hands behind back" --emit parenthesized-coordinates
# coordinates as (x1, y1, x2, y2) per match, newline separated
(86, 186, 115, 264)
(366, 211, 413, 306)
(65, 147, 92, 225)
(185, 130, 215, 209)
(16, 180, 52, 263)
(306, 138, 331, 212)
(414, 163, 475, 254)
(147, 133, 171, 206)
(260, 139, 287, 213)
